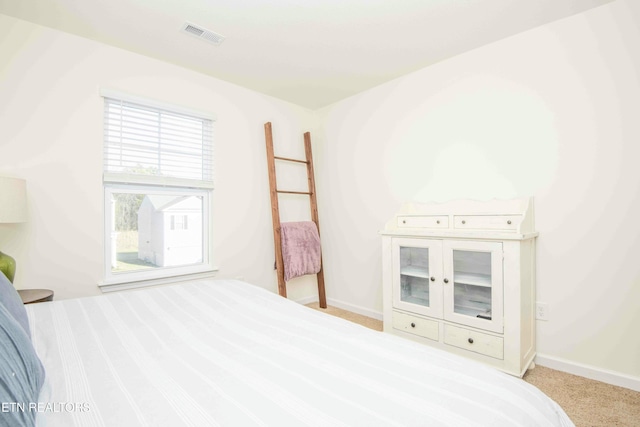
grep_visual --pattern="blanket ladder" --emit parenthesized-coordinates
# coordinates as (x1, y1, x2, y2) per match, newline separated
(264, 122, 327, 308)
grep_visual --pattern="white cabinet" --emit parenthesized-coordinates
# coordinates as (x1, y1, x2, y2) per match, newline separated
(381, 198, 537, 377)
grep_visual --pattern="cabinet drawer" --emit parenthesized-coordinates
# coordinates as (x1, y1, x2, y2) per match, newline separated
(443, 324, 504, 360)
(453, 215, 520, 231)
(392, 311, 439, 341)
(397, 215, 449, 229)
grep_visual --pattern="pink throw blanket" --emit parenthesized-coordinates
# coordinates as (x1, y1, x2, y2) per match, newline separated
(280, 221, 322, 282)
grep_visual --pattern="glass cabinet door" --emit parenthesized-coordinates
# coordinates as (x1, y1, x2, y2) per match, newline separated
(400, 246, 429, 306)
(443, 240, 503, 333)
(392, 238, 442, 318)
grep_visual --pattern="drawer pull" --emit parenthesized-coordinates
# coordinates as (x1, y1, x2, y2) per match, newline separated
(507, 220, 512, 225)
(402, 220, 406, 224)
(436, 220, 440, 224)
(430, 276, 435, 282)
(461, 220, 466, 224)
(443, 278, 449, 284)
(410, 323, 416, 328)
(468, 338, 474, 344)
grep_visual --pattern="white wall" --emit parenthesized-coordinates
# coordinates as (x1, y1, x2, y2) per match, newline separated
(2, 1, 639, 385)
(316, 0, 640, 382)
(0, 14, 319, 301)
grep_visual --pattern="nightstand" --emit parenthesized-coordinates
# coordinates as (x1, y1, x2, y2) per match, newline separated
(18, 289, 54, 304)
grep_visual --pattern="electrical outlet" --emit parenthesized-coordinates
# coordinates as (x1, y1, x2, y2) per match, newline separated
(536, 302, 549, 321)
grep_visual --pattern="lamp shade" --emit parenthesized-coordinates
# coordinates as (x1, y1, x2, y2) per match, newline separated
(0, 177, 27, 223)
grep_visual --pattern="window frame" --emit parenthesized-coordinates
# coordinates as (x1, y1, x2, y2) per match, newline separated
(100, 89, 216, 290)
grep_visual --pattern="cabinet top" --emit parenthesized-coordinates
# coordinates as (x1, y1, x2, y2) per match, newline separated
(381, 197, 536, 240)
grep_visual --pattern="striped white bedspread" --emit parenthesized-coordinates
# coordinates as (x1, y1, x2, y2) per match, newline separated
(27, 279, 573, 427)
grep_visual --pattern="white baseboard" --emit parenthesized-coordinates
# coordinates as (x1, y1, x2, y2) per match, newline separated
(535, 353, 640, 392)
(294, 295, 318, 306)
(294, 295, 383, 321)
(326, 297, 383, 321)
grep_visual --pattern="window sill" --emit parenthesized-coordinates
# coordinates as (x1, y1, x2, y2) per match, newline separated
(99, 267, 219, 293)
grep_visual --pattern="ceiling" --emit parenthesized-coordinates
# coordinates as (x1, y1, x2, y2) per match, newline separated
(0, 0, 613, 110)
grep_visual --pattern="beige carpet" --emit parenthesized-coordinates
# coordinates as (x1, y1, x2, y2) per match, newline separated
(306, 303, 640, 427)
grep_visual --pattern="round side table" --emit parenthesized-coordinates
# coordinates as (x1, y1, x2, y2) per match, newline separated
(18, 289, 54, 304)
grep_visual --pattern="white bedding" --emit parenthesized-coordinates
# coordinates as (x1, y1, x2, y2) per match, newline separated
(27, 279, 574, 427)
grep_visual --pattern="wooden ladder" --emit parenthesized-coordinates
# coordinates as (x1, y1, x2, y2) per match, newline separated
(264, 122, 327, 308)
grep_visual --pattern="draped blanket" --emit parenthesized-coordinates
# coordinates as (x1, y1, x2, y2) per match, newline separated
(280, 221, 322, 281)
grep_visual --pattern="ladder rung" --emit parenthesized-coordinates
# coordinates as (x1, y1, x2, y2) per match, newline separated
(274, 156, 308, 164)
(277, 190, 312, 195)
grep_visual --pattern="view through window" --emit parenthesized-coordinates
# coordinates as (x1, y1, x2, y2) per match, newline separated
(109, 192, 204, 273)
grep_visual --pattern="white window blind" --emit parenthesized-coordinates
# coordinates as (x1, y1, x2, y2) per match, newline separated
(103, 97, 214, 189)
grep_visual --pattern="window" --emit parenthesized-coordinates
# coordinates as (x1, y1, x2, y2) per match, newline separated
(102, 91, 214, 288)
(171, 215, 189, 231)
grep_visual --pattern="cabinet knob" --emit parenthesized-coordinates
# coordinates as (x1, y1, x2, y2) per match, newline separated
(410, 323, 416, 328)
(443, 278, 449, 284)
(402, 220, 406, 224)
(468, 338, 474, 344)
(430, 276, 435, 282)
(436, 220, 440, 224)
(507, 220, 512, 225)
(461, 220, 466, 224)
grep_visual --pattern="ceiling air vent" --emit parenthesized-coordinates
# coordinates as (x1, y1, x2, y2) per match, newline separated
(181, 22, 226, 46)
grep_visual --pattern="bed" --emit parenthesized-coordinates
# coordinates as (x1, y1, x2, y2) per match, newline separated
(2, 277, 574, 426)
